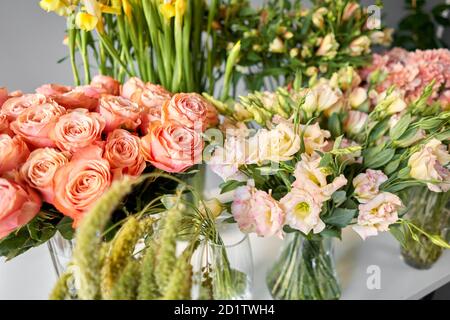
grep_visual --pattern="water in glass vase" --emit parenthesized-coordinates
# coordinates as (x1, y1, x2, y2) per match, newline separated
(400, 187, 449, 269)
(266, 233, 340, 300)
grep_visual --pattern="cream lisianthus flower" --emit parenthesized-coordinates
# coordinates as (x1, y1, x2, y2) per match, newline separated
(349, 36, 371, 56)
(344, 110, 368, 136)
(349, 87, 368, 109)
(280, 188, 325, 235)
(376, 90, 407, 115)
(353, 169, 388, 203)
(408, 139, 450, 192)
(303, 83, 342, 115)
(353, 192, 403, 240)
(292, 153, 347, 202)
(249, 123, 300, 163)
(316, 33, 339, 59)
(299, 122, 331, 155)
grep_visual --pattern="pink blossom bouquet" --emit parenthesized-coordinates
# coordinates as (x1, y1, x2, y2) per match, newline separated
(0, 75, 218, 259)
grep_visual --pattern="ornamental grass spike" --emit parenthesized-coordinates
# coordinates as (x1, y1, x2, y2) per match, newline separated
(137, 243, 160, 300)
(110, 258, 141, 300)
(161, 248, 193, 300)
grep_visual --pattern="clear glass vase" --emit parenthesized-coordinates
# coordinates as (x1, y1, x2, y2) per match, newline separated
(47, 232, 74, 277)
(266, 233, 340, 300)
(195, 222, 253, 300)
(400, 187, 450, 270)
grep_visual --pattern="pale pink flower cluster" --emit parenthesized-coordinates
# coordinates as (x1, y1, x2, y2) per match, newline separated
(0, 75, 218, 237)
(361, 48, 450, 108)
(352, 169, 403, 240)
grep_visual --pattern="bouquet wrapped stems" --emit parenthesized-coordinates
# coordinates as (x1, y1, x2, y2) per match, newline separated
(401, 187, 450, 269)
(267, 233, 340, 300)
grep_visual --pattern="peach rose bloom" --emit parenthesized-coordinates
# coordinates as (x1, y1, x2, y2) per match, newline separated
(37, 84, 101, 110)
(121, 77, 172, 109)
(99, 95, 142, 133)
(0, 134, 30, 175)
(10, 100, 66, 148)
(20, 148, 71, 204)
(53, 145, 111, 226)
(0, 178, 42, 239)
(50, 108, 106, 153)
(0, 87, 8, 107)
(104, 129, 146, 180)
(140, 121, 203, 173)
(1, 94, 48, 121)
(162, 93, 218, 131)
(0, 112, 12, 136)
(91, 75, 120, 96)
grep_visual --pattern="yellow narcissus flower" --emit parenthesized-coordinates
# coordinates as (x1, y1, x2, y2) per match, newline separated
(40, 0, 72, 16)
(76, 11, 99, 31)
(269, 37, 285, 53)
(175, 0, 186, 17)
(160, 3, 176, 19)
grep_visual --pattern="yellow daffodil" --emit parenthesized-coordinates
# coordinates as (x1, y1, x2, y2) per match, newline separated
(175, 0, 186, 17)
(76, 11, 99, 31)
(40, 0, 72, 16)
(160, 3, 176, 19)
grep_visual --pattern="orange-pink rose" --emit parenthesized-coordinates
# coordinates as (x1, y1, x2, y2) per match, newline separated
(50, 108, 106, 153)
(0, 112, 12, 136)
(0, 178, 42, 239)
(99, 95, 142, 133)
(53, 145, 111, 226)
(20, 147, 71, 204)
(162, 93, 218, 130)
(0, 87, 8, 107)
(1, 94, 48, 121)
(37, 84, 101, 110)
(104, 129, 146, 180)
(0, 134, 30, 175)
(10, 100, 66, 148)
(140, 121, 203, 173)
(91, 75, 121, 96)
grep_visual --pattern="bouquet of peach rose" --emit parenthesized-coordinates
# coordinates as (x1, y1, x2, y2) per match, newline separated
(204, 72, 450, 299)
(0, 75, 218, 259)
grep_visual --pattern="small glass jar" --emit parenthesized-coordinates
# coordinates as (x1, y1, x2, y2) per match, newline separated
(47, 232, 74, 277)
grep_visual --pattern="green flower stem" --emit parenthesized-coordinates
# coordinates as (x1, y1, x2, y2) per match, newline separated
(191, 0, 203, 92)
(182, 0, 194, 92)
(172, 8, 184, 92)
(221, 41, 241, 101)
(68, 17, 80, 86)
(98, 32, 132, 77)
(205, 0, 218, 95)
(79, 30, 91, 84)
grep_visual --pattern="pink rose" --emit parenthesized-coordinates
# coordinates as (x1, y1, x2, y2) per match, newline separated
(0, 112, 12, 136)
(1, 94, 48, 121)
(99, 95, 142, 133)
(231, 183, 284, 238)
(0, 134, 30, 175)
(140, 121, 203, 173)
(121, 78, 172, 110)
(104, 129, 146, 180)
(353, 192, 403, 240)
(121, 77, 146, 102)
(53, 145, 111, 226)
(37, 84, 100, 110)
(10, 100, 66, 148)
(91, 75, 120, 96)
(162, 93, 218, 131)
(0, 87, 8, 107)
(20, 148, 71, 204)
(0, 178, 42, 239)
(50, 108, 105, 153)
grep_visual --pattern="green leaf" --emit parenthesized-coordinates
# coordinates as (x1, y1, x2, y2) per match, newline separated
(389, 113, 412, 140)
(323, 208, 356, 228)
(429, 235, 450, 249)
(56, 216, 75, 240)
(364, 148, 395, 169)
(320, 227, 342, 239)
(319, 153, 333, 168)
(219, 180, 246, 194)
(331, 191, 347, 206)
(384, 157, 401, 175)
(390, 223, 407, 248)
(328, 113, 342, 138)
(368, 119, 390, 143)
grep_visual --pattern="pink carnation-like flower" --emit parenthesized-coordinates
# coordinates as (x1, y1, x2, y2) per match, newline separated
(1, 94, 48, 121)
(99, 95, 142, 133)
(0, 178, 42, 239)
(20, 147, 71, 203)
(104, 129, 146, 180)
(50, 108, 105, 153)
(0, 134, 30, 175)
(353, 192, 402, 240)
(231, 183, 284, 238)
(53, 145, 111, 227)
(10, 100, 66, 148)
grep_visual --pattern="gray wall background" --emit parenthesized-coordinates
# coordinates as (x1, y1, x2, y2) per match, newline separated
(0, 0, 449, 300)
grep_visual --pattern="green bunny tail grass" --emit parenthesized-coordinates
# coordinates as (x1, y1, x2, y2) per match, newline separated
(73, 176, 135, 300)
(154, 207, 181, 291)
(49, 271, 72, 300)
(161, 248, 193, 300)
(137, 243, 160, 300)
(110, 258, 141, 300)
(101, 216, 141, 299)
